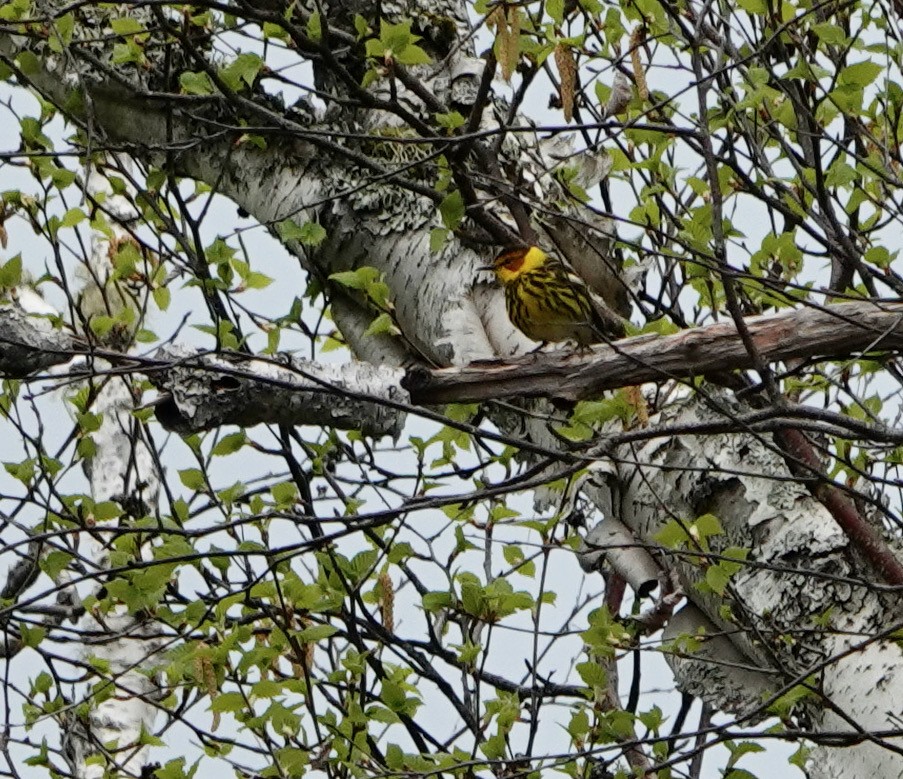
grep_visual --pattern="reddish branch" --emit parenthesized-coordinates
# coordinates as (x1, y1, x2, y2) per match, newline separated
(776, 428, 903, 585)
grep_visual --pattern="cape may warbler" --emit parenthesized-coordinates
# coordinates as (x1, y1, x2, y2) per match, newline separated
(484, 246, 626, 346)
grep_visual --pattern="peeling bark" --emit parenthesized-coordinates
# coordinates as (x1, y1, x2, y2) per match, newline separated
(0, 301, 81, 377)
(147, 344, 407, 438)
(618, 393, 903, 775)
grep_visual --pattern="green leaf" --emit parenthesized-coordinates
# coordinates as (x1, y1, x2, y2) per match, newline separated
(91, 315, 117, 338)
(40, 455, 62, 477)
(295, 624, 338, 642)
(110, 17, 146, 36)
(725, 740, 765, 768)
(354, 14, 371, 38)
(219, 53, 264, 92)
(179, 468, 207, 492)
(0, 254, 22, 288)
(211, 431, 246, 457)
(52, 12, 75, 49)
(244, 271, 273, 290)
(704, 564, 731, 596)
(479, 733, 507, 760)
(812, 22, 846, 44)
(4, 459, 35, 486)
(93, 501, 121, 521)
(768, 681, 815, 717)
(439, 190, 464, 230)
(20, 117, 50, 149)
(251, 679, 282, 698)
(0, 0, 29, 21)
(567, 708, 590, 740)
(77, 437, 97, 459)
(839, 61, 883, 90)
(153, 285, 171, 311)
(31, 671, 53, 696)
(330, 268, 372, 291)
(276, 219, 327, 246)
(41, 550, 72, 580)
(367, 705, 400, 724)
(271, 481, 298, 506)
(724, 770, 759, 779)
(172, 498, 190, 524)
(490, 504, 519, 522)
(435, 111, 465, 130)
(209, 692, 245, 713)
(307, 11, 322, 41)
(262, 22, 288, 40)
(138, 725, 165, 747)
(364, 312, 400, 337)
(654, 519, 690, 549)
(395, 44, 431, 66)
(865, 246, 893, 268)
(789, 744, 811, 768)
(638, 704, 663, 732)
(367, 19, 431, 66)
(720, 546, 750, 574)
(19, 624, 46, 649)
(422, 591, 454, 611)
(576, 660, 607, 689)
(387, 542, 413, 564)
(112, 41, 142, 65)
(16, 50, 40, 76)
(380, 680, 407, 712)
(694, 513, 723, 539)
(155, 757, 200, 779)
(503, 545, 524, 566)
(180, 71, 214, 95)
(430, 227, 449, 252)
(61, 207, 86, 227)
(329, 266, 391, 308)
(826, 161, 855, 189)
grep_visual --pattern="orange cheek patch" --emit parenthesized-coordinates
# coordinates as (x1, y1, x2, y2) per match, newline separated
(503, 255, 525, 272)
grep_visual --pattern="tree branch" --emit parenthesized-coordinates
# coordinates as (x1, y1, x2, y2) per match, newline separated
(145, 345, 407, 438)
(404, 300, 903, 404)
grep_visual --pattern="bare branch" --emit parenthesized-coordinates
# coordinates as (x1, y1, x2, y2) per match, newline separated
(405, 300, 903, 404)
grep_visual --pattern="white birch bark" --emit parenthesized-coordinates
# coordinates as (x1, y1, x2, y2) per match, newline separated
(66, 373, 166, 778)
(619, 393, 903, 777)
(59, 163, 166, 778)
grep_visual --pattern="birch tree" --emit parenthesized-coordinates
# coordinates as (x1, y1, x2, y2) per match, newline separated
(1, 0, 903, 778)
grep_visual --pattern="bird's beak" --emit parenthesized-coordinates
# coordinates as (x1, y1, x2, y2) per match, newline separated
(477, 264, 495, 272)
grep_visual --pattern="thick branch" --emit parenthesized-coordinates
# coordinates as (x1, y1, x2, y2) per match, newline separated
(404, 300, 903, 404)
(0, 314, 407, 438)
(0, 302, 81, 377)
(146, 345, 407, 439)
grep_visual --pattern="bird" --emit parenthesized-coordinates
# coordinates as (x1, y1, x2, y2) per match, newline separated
(483, 245, 626, 347)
